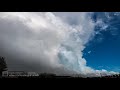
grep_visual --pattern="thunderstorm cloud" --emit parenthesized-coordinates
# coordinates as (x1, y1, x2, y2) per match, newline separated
(0, 12, 117, 76)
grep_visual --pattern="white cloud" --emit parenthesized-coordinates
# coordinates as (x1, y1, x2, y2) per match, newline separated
(88, 51, 91, 54)
(0, 12, 118, 76)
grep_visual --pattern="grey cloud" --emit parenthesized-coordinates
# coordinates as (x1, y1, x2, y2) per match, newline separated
(0, 12, 77, 75)
(0, 12, 118, 76)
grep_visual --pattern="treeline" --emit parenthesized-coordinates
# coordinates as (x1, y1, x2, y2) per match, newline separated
(2, 73, 120, 78)
(38, 73, 120, 78)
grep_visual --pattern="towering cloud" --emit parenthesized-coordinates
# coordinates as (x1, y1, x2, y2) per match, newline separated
(0, 12, 117, 76)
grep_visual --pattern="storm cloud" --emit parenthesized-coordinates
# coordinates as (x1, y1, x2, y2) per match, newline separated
(0, 12, 117, 76)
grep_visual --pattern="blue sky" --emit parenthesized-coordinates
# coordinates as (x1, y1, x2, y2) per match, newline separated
(83, 12, 120, 72)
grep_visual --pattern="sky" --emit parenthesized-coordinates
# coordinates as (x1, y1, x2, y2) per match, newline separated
(0, 12, 119, 76)
(83, 12, 120, 72)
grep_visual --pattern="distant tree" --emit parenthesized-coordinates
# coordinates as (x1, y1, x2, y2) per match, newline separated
(0, 56, 7, 77)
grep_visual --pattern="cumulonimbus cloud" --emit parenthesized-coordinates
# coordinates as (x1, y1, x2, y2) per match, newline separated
(0, 12, 118, 76)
